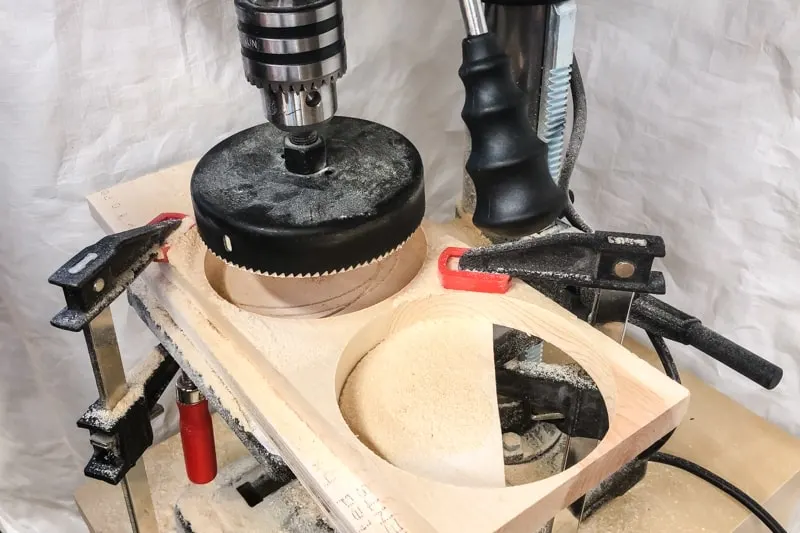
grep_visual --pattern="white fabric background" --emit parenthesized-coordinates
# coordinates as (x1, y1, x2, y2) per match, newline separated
(1, 0, 798, 531)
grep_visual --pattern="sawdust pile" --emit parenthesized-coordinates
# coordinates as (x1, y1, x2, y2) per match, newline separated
(339, 318, 506, 488)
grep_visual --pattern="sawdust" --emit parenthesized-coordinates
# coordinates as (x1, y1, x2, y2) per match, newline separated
(339, 317, 506, 488)
(504, 359, 597, 390)
(130, 279, 254, 437)
(504, 430, 569, 487)
(177, 457, 331, 533)
(80, 347, 165, 428)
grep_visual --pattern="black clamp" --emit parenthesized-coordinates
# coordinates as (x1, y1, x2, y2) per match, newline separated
(49, 218, 183, 485)
(78, 347, 179, 484)
(459, 230, 666, 294)
(50, 220, 182, 331)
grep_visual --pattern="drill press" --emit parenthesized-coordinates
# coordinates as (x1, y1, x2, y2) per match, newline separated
(193, 0, 568, 278)
(50, 1, 792, 532)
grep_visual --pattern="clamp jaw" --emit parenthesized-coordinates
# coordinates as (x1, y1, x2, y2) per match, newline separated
(76, 347, 179, 484)
(50, 219, 181, 332)
(459, 230, 666, 294)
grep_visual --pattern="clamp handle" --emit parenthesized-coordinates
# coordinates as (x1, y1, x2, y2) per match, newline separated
(630, 295, 783, 390)
(177, 373, 217, 484)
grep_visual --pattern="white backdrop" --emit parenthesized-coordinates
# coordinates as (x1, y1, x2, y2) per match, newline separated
(1, 0, 799, 531)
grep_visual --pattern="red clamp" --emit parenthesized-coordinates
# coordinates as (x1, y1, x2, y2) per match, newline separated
(438, 247, 511, 294)
(176, 372, 217, 484)
(148, 213, 188, 263)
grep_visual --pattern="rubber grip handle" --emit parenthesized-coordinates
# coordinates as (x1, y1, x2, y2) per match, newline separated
(459, 33, 566, 237)
(178, 399, 218, 484)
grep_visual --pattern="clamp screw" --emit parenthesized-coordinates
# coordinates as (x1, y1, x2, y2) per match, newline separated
(613, 261, 636, 279)
(92, 278, 105, 292)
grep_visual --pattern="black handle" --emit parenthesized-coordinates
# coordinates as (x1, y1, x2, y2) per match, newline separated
(459, 33, 566, 237)
(684, 323, 782, 390)
(630, 295, 783, 390)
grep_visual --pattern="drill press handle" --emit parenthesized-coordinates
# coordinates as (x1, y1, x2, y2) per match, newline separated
(459, 32, 567, 237)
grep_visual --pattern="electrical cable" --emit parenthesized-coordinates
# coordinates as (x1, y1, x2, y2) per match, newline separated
(647, 331, 681, 383)
(560, 55, 593, 233)
(650, 453, 788, 533)
(637, 333, 679, 459)
(641, 334, 787, 532)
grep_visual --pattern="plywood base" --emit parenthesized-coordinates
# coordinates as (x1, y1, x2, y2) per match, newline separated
(83, 161, 800, 532)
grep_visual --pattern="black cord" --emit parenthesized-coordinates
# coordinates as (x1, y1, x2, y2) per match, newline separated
(561, 56, 593, 233)
(647, 331, 681, 384)
(642, 335, 787, 532)
(650, 453, 788, 533)
(637, 333, 679, 460)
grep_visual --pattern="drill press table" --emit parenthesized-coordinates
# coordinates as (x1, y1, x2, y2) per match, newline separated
(81, 161, 800, 532)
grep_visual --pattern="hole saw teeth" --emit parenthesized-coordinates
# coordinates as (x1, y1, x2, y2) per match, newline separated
(207, 233, 417, 278)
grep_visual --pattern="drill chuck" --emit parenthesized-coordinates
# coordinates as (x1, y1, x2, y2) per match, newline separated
(235, 0, 347, 131)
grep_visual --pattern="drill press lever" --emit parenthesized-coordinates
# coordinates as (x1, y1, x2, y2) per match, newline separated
(458, 0, 567, 237)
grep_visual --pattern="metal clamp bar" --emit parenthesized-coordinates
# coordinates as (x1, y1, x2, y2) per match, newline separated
(50, 218, 183, 533)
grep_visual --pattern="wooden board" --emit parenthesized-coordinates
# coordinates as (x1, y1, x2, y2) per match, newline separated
(88, 162, 687, 533)
(85, 161, 799, 532)
(74, 307, 800, 533)
(74, 334, 800, 533)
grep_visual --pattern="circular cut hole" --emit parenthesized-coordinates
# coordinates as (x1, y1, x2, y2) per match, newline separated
(205, 230, 427, 318)
(493, 325, 609, 487)
(337, 303, 608, 489)
(339, 316, 506, 488)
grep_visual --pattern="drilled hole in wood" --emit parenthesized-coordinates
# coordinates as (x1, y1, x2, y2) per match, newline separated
(335, 301, 608, 489)
(493, 325, 608, 487)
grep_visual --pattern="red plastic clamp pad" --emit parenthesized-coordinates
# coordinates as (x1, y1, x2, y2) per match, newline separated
(148, 212, 187, 225)
(438, 247, 511, 294)
(177, 398, 218, 484)
(148, 212, 188, 263)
